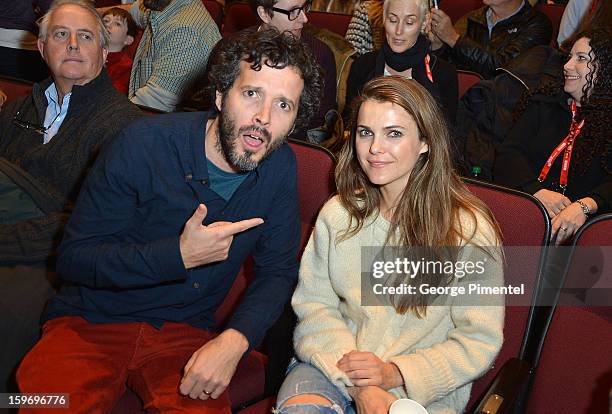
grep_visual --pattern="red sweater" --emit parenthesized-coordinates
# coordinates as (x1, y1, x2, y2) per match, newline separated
(106, 51, 133, 95)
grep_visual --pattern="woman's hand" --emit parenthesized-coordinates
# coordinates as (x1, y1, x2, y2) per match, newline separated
(337, 351, 403, 389)
(550, 200, 595, 245)
(534, 189, 572, 218)
(348, 386, 398, 414)
(430, 8, 459, 47)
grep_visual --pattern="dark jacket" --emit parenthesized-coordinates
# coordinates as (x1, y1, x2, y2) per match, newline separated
(46, 112, 300, 348)
(438, 2, 553, 79)
(0, 71, 142, 262)
(494, 92, 611, 213)
(456, 45, 565, 178)
(345, 49, 458, 125)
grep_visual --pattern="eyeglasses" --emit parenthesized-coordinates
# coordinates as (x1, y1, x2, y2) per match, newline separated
(12, 111, 46, 135)
(271, 1, 311, 21)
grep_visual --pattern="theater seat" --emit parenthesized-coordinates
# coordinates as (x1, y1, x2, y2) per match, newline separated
(0, 75, 34, 103)
(440, 0, 482, 24)
(457, 70, 482, 98)
(526, 214, 612, 413)
(463, 179, 552, 413)
(535, 3, 565, 47)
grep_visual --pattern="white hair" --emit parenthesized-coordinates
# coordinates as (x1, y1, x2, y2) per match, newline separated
(38, 0, 110, 49)
(383, 0, 429, 22)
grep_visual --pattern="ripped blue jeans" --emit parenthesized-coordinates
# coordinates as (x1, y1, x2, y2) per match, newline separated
(275, 359, 357, 414)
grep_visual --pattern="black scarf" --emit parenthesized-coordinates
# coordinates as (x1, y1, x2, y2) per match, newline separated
(382, 34, 430, 73)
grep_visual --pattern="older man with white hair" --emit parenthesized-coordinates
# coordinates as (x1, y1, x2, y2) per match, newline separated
(0, 0, 140, 393)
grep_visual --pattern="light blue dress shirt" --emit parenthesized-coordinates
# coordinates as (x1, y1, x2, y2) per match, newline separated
(486, 0, 525, 37)
(43, 83, 72, 144)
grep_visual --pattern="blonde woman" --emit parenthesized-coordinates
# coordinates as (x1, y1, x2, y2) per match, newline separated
(276, 77, 504, 414)
(345, 0, 458, 125)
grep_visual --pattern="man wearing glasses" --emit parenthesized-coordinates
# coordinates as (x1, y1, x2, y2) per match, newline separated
(0, 0, 140, 394)
(251, 0, 337, 141)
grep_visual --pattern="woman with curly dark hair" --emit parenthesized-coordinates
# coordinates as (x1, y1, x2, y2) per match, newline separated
(495, 28, 611, 245)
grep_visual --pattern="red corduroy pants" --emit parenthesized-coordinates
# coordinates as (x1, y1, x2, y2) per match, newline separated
(17, 316, 231, 413)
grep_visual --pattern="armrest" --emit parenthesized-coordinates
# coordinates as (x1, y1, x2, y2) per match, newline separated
(473, 358, 533, 414)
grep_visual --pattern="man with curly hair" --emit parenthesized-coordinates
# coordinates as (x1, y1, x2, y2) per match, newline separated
(17, 28, 322, 412)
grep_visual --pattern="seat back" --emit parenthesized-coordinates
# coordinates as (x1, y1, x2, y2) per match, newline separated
(214, 140, 336, 325)
(308, 11, 352, 36)
(535, 3, 565, 47)
(222, 3, 257, 35)
(463, 179, 551, 410)
(203, 0, 223, 29)
(527, 214, 612, 414)
(457, 70, 482, 98)
(0, 75, 34, 103)
(440, 0, 482, 24)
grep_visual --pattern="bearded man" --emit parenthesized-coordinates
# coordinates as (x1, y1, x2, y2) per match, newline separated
(17, 28, 322, 413)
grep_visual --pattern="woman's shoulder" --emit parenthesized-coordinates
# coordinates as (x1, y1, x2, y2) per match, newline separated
(317, 195, 350, 223)
(457, 207, 500, 248)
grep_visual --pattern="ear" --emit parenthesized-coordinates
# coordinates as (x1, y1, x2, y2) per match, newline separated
(124, 35, 134, 46)
(37, 38, 45, 59)
(215, 90, 223, 111)
(257, 5, 272, 24)
(102, 47, 109, 63)
(419, 142, 429, 154)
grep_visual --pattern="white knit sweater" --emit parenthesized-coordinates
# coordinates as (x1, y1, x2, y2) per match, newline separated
(292, 196, 504, 414)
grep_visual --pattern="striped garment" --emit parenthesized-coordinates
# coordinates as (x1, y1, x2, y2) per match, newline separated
(129, 0, 221, 108)
(345, 0, 383, 56)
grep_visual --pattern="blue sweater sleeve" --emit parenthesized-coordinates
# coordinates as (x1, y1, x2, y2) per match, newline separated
(56, 129, 188, 289)
(225, 149, 300, 348)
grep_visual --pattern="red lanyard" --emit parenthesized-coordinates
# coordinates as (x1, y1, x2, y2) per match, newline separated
(538, 100, 585, 191)
(424, 54, 433, 83)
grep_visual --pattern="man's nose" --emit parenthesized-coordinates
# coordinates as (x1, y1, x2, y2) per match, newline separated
(67, 33, 79, 51)
(254, 102, 272, 126)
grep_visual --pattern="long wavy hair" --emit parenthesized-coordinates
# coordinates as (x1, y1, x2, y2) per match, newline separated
(514, 28, 611, 176)
(336, 76, 501, 316)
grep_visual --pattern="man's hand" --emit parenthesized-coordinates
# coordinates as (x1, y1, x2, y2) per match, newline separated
(337, 351, 403, 389)
(179, 329, 249, 400)
(348, 386, 397, 414)
(533, 189, 572, 218)
(424, 12, 444, 50)
(180, 203, 263, 269)
(430, 8, 460, 47)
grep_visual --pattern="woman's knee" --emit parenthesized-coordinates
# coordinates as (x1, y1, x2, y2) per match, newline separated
(275, 394, 343, 414)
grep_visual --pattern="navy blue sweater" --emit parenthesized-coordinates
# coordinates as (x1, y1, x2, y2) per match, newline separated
(45, 112, 300, 348)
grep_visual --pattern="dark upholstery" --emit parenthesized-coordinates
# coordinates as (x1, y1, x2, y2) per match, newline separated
(535, 3, 565, 47)
(457, 70, 482, 98)
(440, 0, 482, 24)
(203, 0, 224, 29)
(463, 179, 551, 410)
(0, 75, 33, 103)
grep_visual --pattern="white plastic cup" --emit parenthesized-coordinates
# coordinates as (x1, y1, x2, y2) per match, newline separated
(388, 399, 429, 414)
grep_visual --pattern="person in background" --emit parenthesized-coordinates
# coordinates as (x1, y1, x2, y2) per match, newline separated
(346, 0, 458, 125)
(345, 0, 384, 56)
(557, 0, 593, 46)
(102, 7, 136, 94)
(0, 0, 51, 81)
(128, 0, 221, 112)
(0, 0, 140, 393)
(250, 0, 337, 140)
(17, 28, 322, 412)
(495, 28, 611, 245)
(428, 0, 552, 79)
(276, 76, 503, 414)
